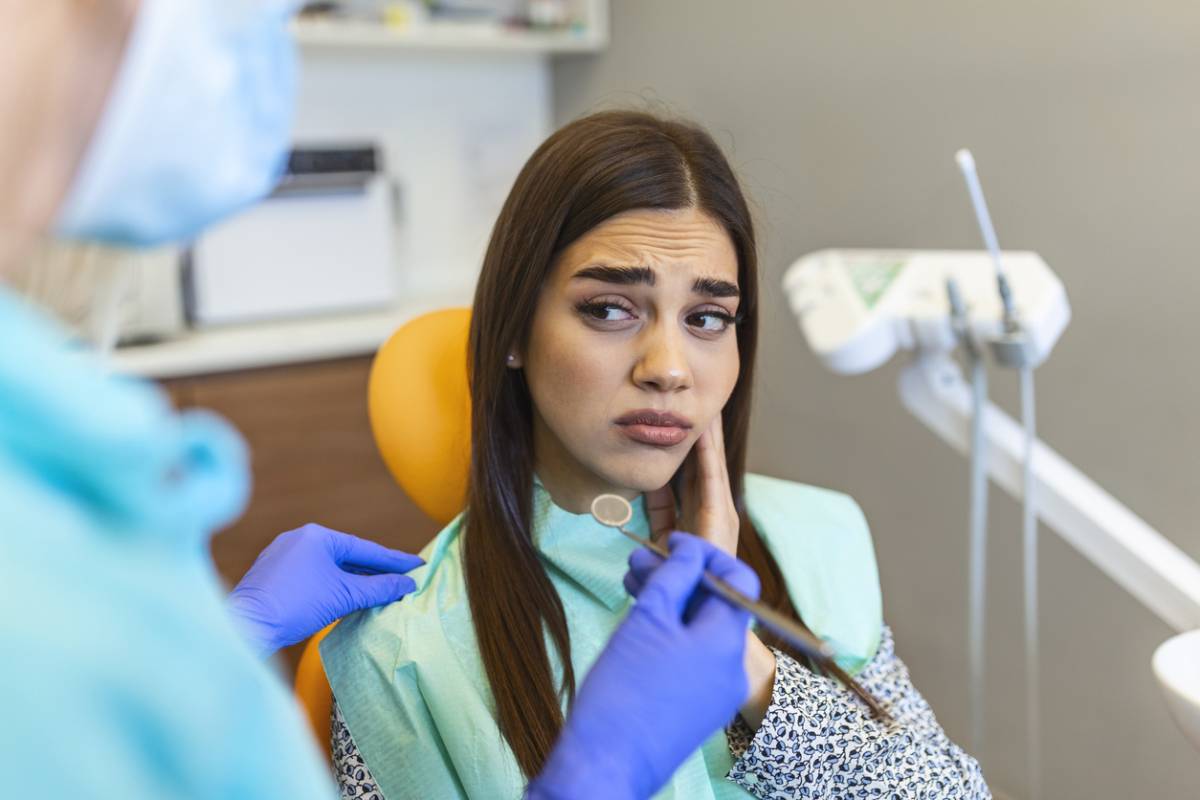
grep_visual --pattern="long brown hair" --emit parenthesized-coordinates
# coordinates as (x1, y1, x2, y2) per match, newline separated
(465, 110, 810, 779)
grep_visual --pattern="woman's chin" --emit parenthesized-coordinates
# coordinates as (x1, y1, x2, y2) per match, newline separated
(600, 455, 685, 495)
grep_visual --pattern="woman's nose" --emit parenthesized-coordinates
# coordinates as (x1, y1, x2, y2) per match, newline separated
(632, 324, 693, 393)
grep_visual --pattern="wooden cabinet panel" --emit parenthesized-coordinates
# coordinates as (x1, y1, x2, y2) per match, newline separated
(165, 356, 442, 675)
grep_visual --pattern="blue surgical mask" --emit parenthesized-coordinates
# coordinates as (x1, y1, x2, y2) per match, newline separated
(55, 0, 303, 247)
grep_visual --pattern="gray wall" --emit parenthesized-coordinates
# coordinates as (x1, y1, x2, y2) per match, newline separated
(553, 2, 1200, 797)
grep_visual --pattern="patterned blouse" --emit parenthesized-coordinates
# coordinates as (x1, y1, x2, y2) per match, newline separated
(331, 625, 989, 799)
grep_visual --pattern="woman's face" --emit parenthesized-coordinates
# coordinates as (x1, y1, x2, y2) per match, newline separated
(516, 206, 742, 512)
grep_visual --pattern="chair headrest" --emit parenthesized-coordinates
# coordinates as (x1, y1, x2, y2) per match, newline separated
(368, 308, 471, 525)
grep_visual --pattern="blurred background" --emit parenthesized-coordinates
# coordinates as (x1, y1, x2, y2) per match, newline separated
(20, 2, 1199, 797)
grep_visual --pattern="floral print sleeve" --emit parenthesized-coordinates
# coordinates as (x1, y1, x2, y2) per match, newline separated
(725, 625, 991, 799)
(332, 700, 383, 800)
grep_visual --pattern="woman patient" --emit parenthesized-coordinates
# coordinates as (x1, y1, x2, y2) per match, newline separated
(320, 110, 990, 799)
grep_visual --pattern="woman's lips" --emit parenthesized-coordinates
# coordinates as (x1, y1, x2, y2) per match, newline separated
(614, 410, 693, 447)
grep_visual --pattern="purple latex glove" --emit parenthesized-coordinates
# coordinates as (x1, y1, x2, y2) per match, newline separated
(228, 523, 423, 657)
(527, 533, 759, 800)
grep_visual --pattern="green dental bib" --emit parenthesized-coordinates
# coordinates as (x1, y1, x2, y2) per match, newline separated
(322, 473, 882, 799)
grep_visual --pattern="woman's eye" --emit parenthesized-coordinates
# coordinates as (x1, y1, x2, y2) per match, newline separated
(576, 300, 636, 323)
(686, 309, 738, 334)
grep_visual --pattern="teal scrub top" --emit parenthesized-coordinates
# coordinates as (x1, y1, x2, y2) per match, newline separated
(0, 288, 335, 799)
(323, 473, 883, 800)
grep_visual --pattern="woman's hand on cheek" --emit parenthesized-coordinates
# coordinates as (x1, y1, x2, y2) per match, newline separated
(645, 417, 739, 555)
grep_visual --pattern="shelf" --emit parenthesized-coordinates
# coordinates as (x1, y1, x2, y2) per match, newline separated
(111, 289, 471, 380)
(291, 18, 606, 54)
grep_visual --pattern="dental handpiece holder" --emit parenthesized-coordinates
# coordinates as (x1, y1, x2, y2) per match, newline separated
(783, 249, 1069, 376)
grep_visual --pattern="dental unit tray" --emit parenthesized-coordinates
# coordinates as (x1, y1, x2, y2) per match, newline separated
(783, 249, 1071, 375)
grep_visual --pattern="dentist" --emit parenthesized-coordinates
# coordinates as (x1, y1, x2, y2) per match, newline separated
(0, 3, 759, 799)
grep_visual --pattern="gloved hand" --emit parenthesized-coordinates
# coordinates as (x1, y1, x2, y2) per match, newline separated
(527, 533, 759, 800)
(228, 523, 423, 657)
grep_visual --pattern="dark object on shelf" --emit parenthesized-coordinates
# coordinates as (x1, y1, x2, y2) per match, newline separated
(299, 2, 346, 18)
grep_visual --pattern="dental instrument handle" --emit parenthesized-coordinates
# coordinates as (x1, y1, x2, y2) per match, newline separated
(955, 148, 1019, 330)
(955, 149, 1004, 279)
(615, 525, 891, 721)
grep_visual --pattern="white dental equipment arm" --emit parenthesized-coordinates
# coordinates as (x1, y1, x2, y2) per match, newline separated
(784, 248, 1200, 787)
(897, 353, 1200, 634)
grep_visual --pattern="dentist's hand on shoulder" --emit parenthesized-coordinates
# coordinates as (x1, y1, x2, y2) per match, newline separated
(228, 524, 424, 657)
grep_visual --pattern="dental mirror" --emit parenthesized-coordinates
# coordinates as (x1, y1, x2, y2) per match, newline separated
(591, 493, 634, 528)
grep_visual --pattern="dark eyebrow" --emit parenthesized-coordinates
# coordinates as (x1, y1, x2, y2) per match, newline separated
(571, 264, 739, 298)
(693, 277, 740, 298)
(571, 265, 655, 286)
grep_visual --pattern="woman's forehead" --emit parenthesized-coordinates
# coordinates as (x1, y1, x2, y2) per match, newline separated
(558, 208, 738, 281)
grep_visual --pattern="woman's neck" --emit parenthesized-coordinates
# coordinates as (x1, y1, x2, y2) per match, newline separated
(534, 468, 640, 516)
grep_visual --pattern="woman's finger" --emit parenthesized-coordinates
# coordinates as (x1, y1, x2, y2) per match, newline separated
(713, 414, 730, 485)
(680, 442, 699, 523)
(693, 417, 739, 554)
(698, 419, 731, 523)
(697, 420, 724, 511)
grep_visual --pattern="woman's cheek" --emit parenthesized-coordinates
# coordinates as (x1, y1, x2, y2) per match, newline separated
(532, 333, 608, 416)
(696, 344, 740, 411)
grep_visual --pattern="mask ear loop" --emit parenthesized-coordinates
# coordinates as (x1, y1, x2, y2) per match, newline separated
(88, 248, 134, 357)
